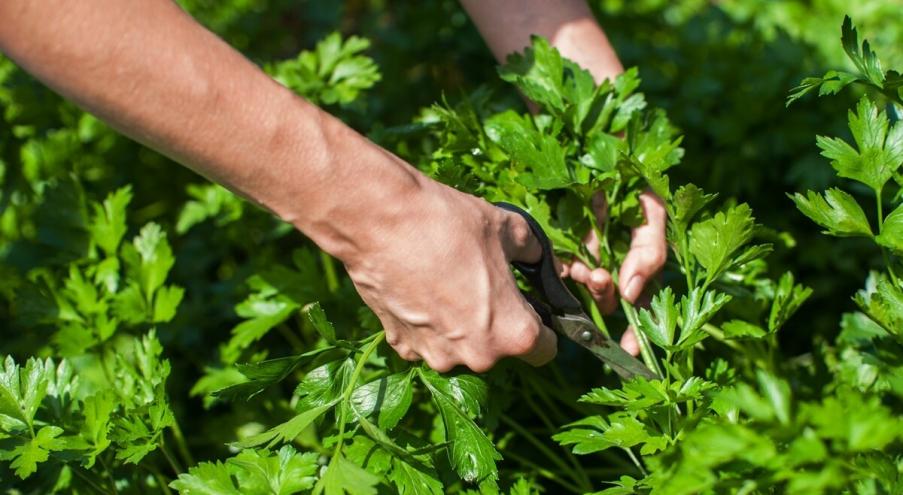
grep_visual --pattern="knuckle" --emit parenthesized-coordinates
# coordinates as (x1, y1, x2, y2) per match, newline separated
(647, 249, 667, 271)
(466, 356, 499, 374)
(505, 318, 541, 356)
(427, 358, 455, 373)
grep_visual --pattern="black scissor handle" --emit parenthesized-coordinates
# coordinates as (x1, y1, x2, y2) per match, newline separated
(495, 202, 584, 321)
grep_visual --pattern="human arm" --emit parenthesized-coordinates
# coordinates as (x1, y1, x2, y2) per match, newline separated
(0, 0, 556, 371)
(460, 0, 668, 353)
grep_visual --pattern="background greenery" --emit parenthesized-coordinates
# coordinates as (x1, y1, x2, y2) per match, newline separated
(1, 1, 901, 493)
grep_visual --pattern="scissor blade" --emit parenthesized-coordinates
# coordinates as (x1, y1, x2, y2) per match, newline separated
(555, 313, 659, 380)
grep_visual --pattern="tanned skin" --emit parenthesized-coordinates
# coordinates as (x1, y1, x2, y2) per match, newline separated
(0, 0, 664, 370)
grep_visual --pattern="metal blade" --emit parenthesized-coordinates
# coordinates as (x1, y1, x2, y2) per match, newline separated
(553, 313, 659, 380)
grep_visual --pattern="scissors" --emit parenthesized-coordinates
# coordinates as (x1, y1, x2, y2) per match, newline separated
(496, 202, 658, 381)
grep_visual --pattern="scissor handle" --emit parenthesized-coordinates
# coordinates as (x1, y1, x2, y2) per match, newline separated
(495, 202, 585, 320)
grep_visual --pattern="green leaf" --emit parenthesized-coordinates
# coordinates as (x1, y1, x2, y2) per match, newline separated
(171, 461, 243, 495)
(816, 97, 903, 193)
(269, 32, 380, 106)
(89, 186, 132, 257)
(722, 320, 767, 340)
(768, 272, 813, 332)
(175, 183, 243, 234)
(0, 356, 55, 428)
(125, 223, 176, 298)
(636, 287, 678, 349)
(689, 204, 756, 284)
(153, 285, 184, 323)
(854, 273, 903, 334)
(498, 36, 567, 115)
(221, 294, 301, 364)
(232, 402, 335, 449)
(595, 476, 638, 495)
(173, 447, 319, 495)
(840, 15, 885, 86)
(420, 370, 500, 484)
(320, 453, 380, 495)
(214, 347, 336, 402)
(756, 371, 792, 425)
(790, 188, 873, 237)
(78, 393, 115, 468)
(680, 288, 732, 347)
(554, 413, 649, 455)
(389, 456, 444, 495)
(294, 358, 355, 408)
(112, 402, 174, 464)
(351, 371, 413, 430)
(113, 283, 149, 324)
(805, 393, 901, 452)
(228, 446, 319, 495)
(552, 416, 612, 455)
(670, 184, 717, 230)
(484, 111, 572, 190)
(876, 203, 903, 253)
(787, 70, 860, 106)
(6, 425, 66, 479)
(305, 302, 337, 343)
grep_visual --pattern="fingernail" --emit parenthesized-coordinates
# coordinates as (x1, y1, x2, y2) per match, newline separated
(623, 276, 644, 302)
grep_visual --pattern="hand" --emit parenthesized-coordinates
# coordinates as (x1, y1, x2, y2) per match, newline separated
(562, 190, 667, 355)
(343, 180, 557, 373)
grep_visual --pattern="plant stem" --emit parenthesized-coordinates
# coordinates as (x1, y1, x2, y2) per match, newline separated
(623, 447, 647, 476)
(169, 416, 195, 468)
(875, 187, 900, 285)
(277, 323, 306, 353)
(159, 441, 183, 476)
(143, 463, 174, 495)
(620, 299, 663, 378)
(503, 450, 584, 494)
(500, 414, 590, 492)
(522, 389, 591, 489)
(332, 332, 385, 459)
(702, 323, 744, 352)
(320, 250, 340, 293)
(99, 455, 120, 495)
(72, 467, 111, 495)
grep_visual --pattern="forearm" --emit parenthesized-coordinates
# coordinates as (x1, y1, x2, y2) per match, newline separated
(460, 0, 623, 83)
(0, 0, 423, 262)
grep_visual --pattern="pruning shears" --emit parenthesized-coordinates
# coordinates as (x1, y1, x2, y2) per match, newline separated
(496, 202, 658, 381)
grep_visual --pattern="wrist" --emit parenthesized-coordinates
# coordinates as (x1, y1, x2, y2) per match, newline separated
(275, 105, 429, 265)
(550, 17, 624, 84)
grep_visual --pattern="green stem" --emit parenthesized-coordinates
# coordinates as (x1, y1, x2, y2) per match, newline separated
(500, 414, 590, 492)
(332, 332, 385, 458)
(277, 323, 306, 353)
(169, 417, 195, 468)
(71, 467, 111, 495)
(320, 250, 340, 293)
(159, 441, 183, 476)
(143, 463, 174, 495)
(522, 389, 590, 489)
(577, 284, 610, 337)
(502, 450, 584, 494)
(623, 447, 647, 476)
(875, 187, 900, 285)
(620, 299, 663, 378)
(702, 323, 744, 352)
(99, 455, 119, 495)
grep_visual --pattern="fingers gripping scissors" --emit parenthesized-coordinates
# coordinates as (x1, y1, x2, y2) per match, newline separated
(496, 202, 658, 381)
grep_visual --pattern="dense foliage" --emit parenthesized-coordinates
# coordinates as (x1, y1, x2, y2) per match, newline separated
(1, 1, 901, 494)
